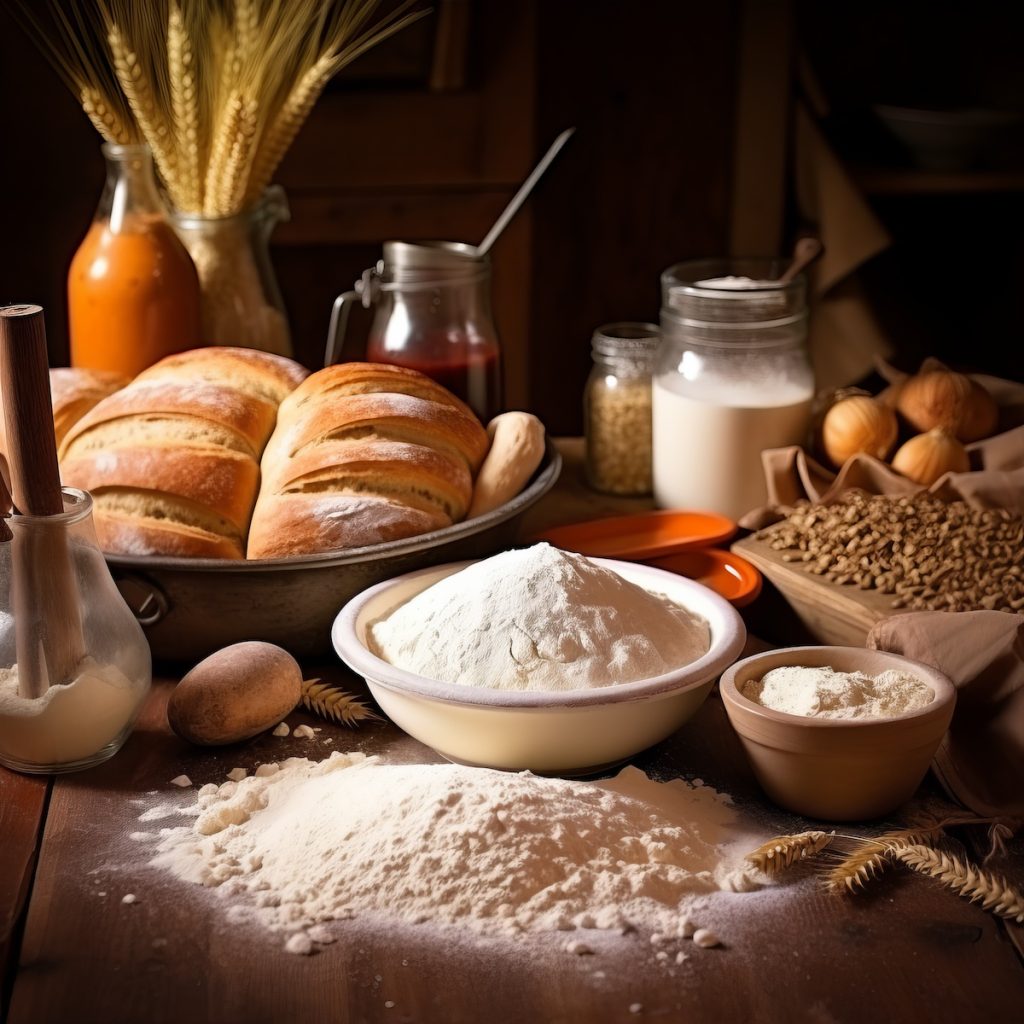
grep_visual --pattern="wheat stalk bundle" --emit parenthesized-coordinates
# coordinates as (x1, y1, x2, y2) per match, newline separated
(16, 0, 427, 215)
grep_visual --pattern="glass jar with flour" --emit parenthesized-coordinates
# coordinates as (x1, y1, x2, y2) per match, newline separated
(653, 259, 814, 521)
(0, 488, 151, 774)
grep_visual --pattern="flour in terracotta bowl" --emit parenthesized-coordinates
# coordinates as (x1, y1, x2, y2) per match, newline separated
(366, 543, 711, 692)
(147, 752, 762, 955)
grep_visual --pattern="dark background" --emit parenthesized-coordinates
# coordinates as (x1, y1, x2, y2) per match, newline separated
(0, 0, 1022, 433)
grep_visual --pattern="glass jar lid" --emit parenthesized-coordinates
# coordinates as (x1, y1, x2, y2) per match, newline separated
(591, 322, 661, 360)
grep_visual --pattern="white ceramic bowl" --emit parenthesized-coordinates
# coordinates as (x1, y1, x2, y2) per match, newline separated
(332, 557, 747, 775)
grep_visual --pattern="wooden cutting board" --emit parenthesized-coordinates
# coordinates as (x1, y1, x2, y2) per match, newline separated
(732, 530, 900, 646)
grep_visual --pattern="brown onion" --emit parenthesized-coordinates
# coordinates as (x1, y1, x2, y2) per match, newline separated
(896, 370, 998, 442)
(891, 428, 970, 486)
(821, 395, 898, 468)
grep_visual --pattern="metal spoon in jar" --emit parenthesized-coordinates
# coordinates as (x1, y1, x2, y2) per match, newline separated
(474, 127, 576, 258)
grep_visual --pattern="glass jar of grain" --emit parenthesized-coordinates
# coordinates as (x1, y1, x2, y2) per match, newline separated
(584, 323, 659, 495)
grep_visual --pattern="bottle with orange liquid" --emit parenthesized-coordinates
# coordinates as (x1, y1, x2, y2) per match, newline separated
(68, 144, 201, 377)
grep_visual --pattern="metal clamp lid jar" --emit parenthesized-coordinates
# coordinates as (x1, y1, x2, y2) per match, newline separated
(325, 240, 503, 423)
(653, 259, 814, 521)
(584, 322, 660, 496)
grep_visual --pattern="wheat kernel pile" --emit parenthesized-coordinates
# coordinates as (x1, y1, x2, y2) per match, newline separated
(758, 491, 1024, 613)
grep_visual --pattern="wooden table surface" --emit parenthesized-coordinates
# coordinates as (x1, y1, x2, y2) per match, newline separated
(2, 440, 1022, 1024)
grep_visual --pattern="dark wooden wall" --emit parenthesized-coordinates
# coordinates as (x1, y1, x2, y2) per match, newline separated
(0, 0, 741, 433)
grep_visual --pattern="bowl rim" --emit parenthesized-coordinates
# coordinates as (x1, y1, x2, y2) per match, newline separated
(102, 441, 561, 573)
(719, 645, 957, 729)
(332, 556, 747, 710)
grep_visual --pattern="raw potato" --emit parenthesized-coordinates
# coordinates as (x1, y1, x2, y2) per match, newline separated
(168, 641, 302, 746)
(468, 412, 546, 518)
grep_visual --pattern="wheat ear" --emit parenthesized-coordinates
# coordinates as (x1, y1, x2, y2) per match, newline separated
(245, 55, 332, 203)
(823, 828, 942, 894)
(167, 4, 201, 211)
(746, 831, 836, 876)
(214, 93, 259, 215)
(80, 86, 134, 144)
(893, 844, 1024, 924)
(108, 25, 177, 187)
(301, 679, 379, 727)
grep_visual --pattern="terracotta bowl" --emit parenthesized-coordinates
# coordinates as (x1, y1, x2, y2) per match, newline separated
(720, 646, 956, 821)
(333, 557, 746, 776)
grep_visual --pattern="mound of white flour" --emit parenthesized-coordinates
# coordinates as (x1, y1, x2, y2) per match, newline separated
(742, 665, 934, 719)
(150, 753, 757, 951)
(367, 543, 711, 691)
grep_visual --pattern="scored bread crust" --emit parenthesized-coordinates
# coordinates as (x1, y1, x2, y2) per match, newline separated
(134, 347, 309, 405)
(60, 380, 278, 459)
(49, 368, 131, 449)
(247, 362, 488, 558)
(61, 446, 259, 535)
(0, 367, 129, 457)
(269, 438, 472, 520)
(246, 493, 450, 559)
(90, 496, 247, 559)
(280, 361, 477, 419)
(266, 392, 487, 478)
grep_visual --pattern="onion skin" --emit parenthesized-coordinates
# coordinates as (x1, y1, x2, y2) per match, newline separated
(896, 370, 998, 442)
(891, 428, 970, 486)
(821, 395, 898, 468)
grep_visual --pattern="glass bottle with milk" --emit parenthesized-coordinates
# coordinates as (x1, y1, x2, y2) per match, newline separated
(653, 260, 814, 520)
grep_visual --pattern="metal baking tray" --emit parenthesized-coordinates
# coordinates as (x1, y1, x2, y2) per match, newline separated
(108, 442, 562, 663)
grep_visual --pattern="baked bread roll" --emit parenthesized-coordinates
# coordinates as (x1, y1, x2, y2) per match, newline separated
(468, 411, 546, 518)
(248, 362, 488, 558)
(59, 348, 307, 559)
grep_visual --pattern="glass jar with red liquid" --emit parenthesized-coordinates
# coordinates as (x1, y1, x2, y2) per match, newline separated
(325, 241, 503, 423)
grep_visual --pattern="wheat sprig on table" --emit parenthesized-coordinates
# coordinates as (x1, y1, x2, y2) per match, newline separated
(822, 827, 942, 894)
(301, 678, 379, 727)
(893, 844, 1024, 924)
(746, 831, 836, 876)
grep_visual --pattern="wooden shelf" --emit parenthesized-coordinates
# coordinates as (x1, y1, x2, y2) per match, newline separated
(851, 165, 1024, 196)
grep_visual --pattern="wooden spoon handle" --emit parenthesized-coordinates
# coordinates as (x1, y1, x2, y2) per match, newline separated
(0, 305, 85, 698)
(0, 305, 63, 516)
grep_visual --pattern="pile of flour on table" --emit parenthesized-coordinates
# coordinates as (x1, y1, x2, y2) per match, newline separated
(149, 752, 759, 954)
(367, 543, 711, 691)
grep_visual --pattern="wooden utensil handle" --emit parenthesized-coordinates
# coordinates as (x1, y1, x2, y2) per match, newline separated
(0, 305, 64, 516)
(0, 305, 85, 698)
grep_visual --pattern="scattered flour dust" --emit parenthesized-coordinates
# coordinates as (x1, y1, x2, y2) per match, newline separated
(148, 752, 762, 955)
(367, 543, 710, 692)
(741, 665, 935, 720)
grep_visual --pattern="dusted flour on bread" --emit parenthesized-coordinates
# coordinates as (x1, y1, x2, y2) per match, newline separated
(368, 543, 711, 691)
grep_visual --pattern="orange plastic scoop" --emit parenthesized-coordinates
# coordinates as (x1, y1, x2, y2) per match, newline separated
(532, 509, 736, 561)
(645, 548, 762, 608)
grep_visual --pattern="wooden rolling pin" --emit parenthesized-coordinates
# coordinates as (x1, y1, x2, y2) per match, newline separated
(0, 305, 86, 698)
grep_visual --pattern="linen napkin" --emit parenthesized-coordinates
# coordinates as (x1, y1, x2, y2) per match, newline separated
(867, 610, 1024, 817)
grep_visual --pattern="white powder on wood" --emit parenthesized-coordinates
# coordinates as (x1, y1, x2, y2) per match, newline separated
(0, 659, 143, 766)
(741, 665, 934, 719)
(150, 752, 759, 950)
(368, 543, 710, 691)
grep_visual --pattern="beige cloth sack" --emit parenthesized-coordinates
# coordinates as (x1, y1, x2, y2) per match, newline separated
(868, 611, 1024, 817)
(741, 364, 1024, 530)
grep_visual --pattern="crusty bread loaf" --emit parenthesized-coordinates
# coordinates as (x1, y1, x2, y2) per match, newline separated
(0, 367, 129, 458)
(59, 347, 307, 559)
(247, 362, 489, 558)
